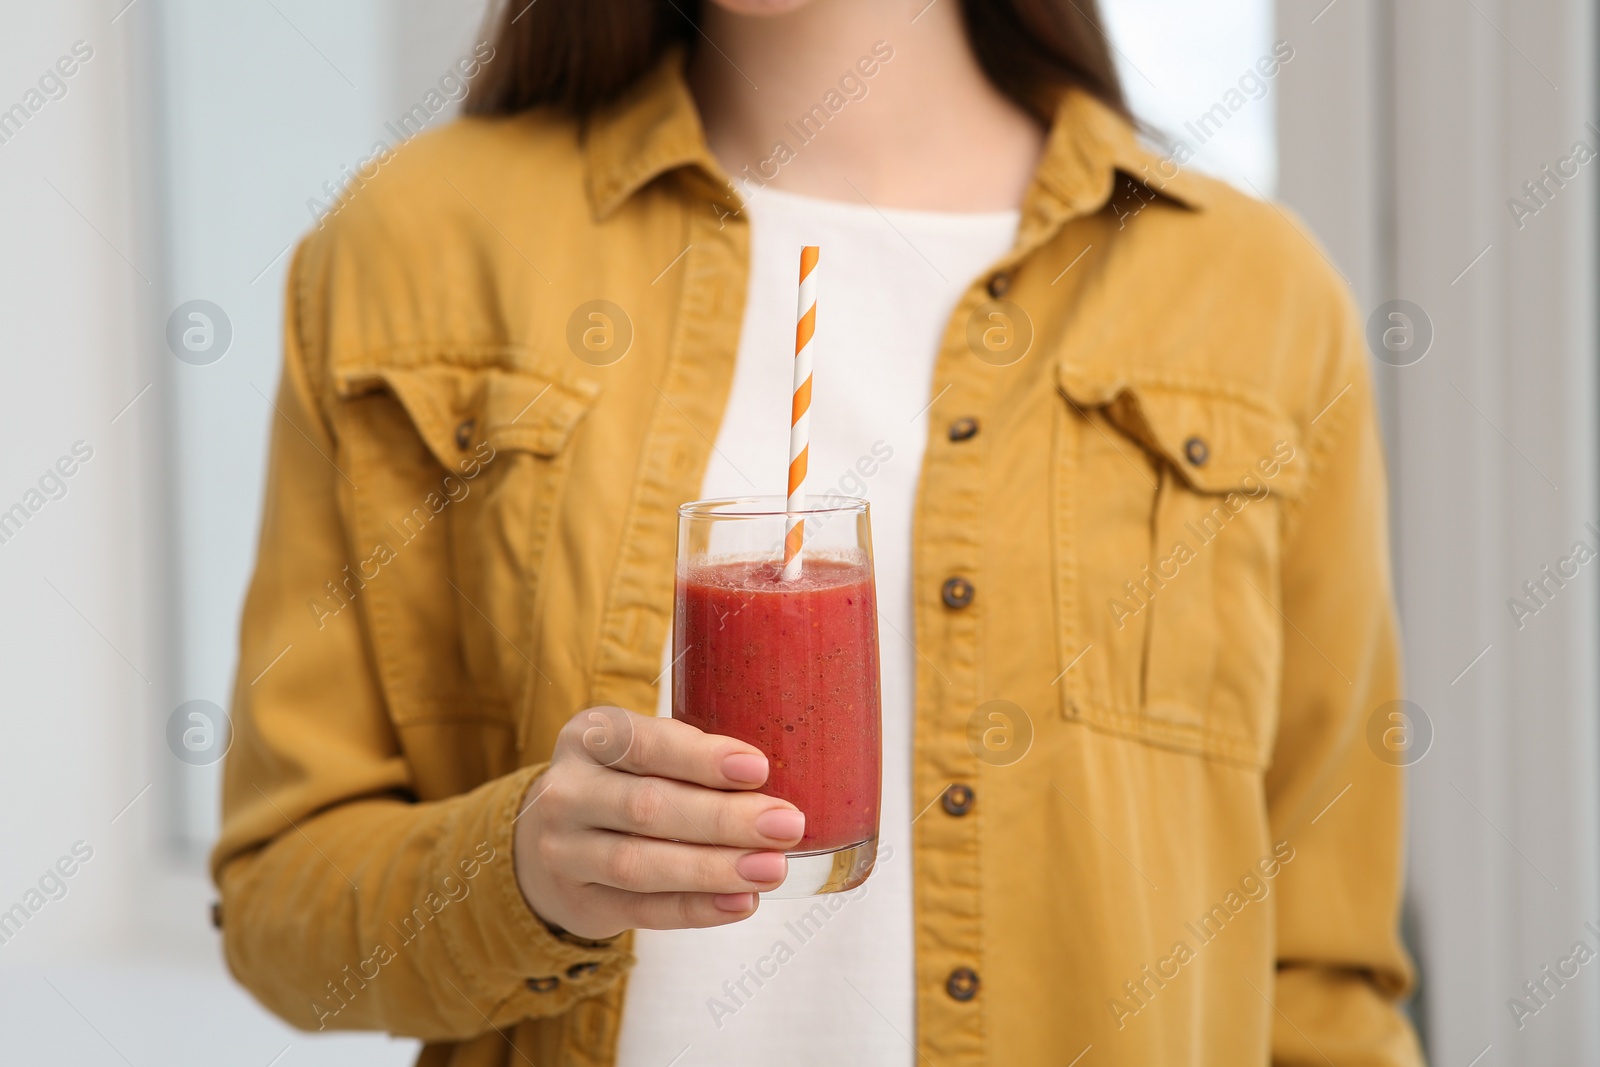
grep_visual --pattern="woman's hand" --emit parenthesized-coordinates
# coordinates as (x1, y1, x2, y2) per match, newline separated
(512, 706, 804, 940)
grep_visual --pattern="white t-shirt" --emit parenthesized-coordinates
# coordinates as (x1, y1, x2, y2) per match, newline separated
(617, 185, 1018, 1067)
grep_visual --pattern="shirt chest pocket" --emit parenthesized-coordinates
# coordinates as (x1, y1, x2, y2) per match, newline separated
(1055, 365, 1305, 768)
(332, 361, 599, 733)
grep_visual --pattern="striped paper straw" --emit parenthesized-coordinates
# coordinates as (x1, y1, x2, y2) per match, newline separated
(782, 245, 819, 581)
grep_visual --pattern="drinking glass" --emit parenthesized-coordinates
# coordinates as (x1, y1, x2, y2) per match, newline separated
(673, 496, 882, 897)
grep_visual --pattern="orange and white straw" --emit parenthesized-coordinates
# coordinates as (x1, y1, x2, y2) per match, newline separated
(782, 245, 819, 581)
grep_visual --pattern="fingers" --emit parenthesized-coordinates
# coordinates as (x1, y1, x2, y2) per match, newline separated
(562, 830, 788, 895)
(584, 883, 762, 931)
(563, 707, 772, 790)
(531, 707, 800, 936)
(590, 773, 805, 848)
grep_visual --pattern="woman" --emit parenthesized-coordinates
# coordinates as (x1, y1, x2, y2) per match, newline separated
(214, 0, 1424, 1064)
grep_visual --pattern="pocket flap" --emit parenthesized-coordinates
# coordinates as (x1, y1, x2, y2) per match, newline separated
(1058, 363, 1304, 499)
(335, 364, 601, 469)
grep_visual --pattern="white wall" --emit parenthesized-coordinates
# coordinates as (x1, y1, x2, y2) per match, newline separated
(0, 0, 157, 972)
(0, 1, 481, 1062)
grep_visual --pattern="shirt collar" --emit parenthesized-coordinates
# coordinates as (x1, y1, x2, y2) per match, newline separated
(583, 48, 732, 220)
(1029, 88, 1211, 216)
(582, 48, 1209, 221)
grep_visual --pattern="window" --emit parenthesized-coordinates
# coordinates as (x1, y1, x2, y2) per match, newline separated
(1104, 0, 1279, 196)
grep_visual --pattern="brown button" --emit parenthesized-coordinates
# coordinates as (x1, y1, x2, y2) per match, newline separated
(941, 576, 975, 609)
(525, 976, 561, 993)
(455, 418, 476, 450)
(947, 417, 979, 442)
(1184, 436, 1209, 466)
(209, 902, 223, 930)
(565, 961, 601, 980)
(986, 272, 1012, 299)
(946, 967, 980, 1001)
(941, 783, 975, 816)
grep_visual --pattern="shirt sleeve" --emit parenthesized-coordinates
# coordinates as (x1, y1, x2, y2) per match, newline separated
(1265, 303, 1426, 1066)
(210, 236, 630, 1039)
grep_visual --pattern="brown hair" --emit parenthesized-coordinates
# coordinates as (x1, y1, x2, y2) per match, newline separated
(464, 0, 1128, 123)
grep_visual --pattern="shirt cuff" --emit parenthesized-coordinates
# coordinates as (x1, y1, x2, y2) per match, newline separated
(432, 762, 634, 1022)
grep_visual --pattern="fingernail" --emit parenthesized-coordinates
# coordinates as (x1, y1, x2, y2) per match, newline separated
(754, 808, 805, 842)
(713, 892, 756, 912)
(722, 752, 768, 784)
(735, 851, 787, 884)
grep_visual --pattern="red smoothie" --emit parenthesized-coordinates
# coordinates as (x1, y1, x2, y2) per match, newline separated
(674, 555, 882, 852)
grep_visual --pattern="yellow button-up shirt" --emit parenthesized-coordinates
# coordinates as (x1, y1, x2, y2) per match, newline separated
(215, 51, 1423, 1067)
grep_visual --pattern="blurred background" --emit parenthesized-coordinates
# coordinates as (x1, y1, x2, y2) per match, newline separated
(0, 0, 1592, 1063)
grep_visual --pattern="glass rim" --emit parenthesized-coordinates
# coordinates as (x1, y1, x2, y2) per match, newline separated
(678, 494, 869, 519)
